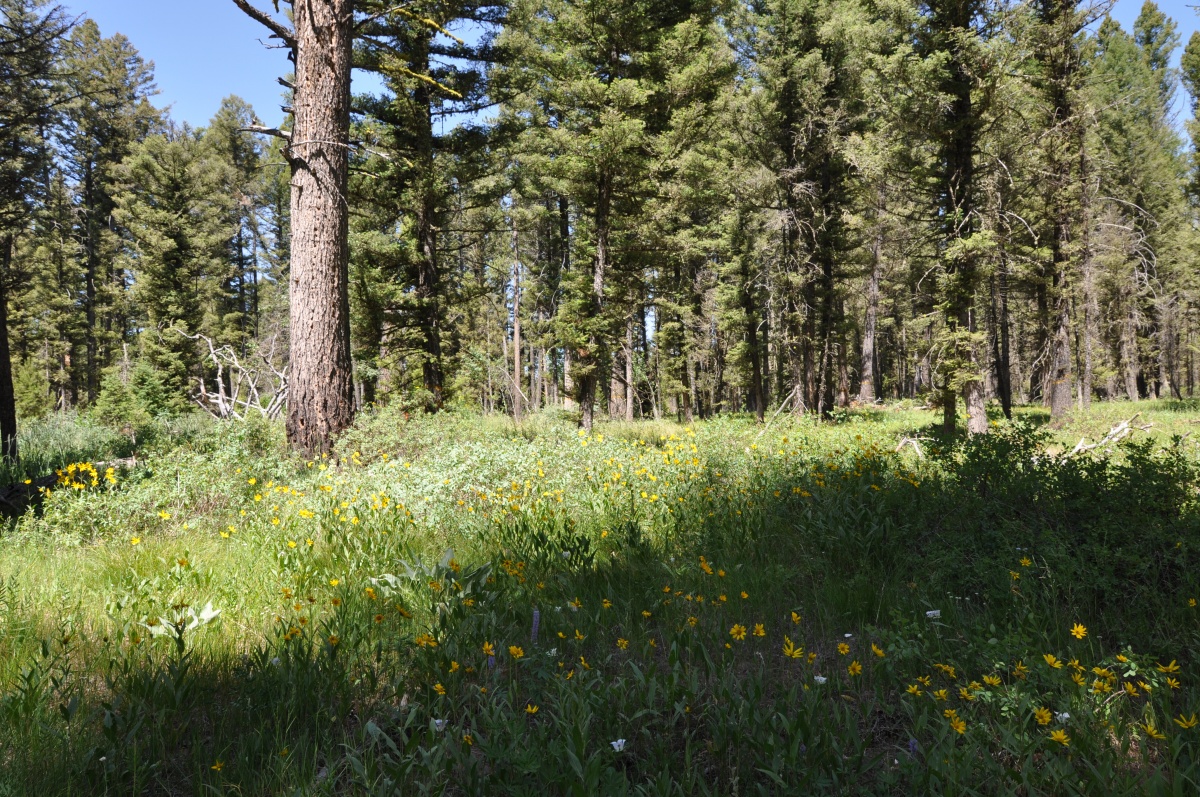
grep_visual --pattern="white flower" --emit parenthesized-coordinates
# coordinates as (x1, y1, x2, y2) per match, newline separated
(925, 610, 941, 619)
(1056, 712, 1070, 723)
(844, 633, 853, 639)
(434, 719, 447, 732)
(813, 675, 828, 685)
(611, 739, 626, 752)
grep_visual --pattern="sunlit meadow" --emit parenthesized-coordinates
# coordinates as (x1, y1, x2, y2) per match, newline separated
(0, 402, 1198, 795)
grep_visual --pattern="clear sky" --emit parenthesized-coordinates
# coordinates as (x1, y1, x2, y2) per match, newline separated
(64, 0, 1200, 130)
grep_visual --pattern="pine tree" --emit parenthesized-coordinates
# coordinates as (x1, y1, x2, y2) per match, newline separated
(0, 0, 70, 461)
(59, 18, 160, 402)
(114, 129, 234, 409)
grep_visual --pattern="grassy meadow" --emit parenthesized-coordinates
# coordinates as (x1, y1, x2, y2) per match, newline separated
(0, 401, 1198, 795)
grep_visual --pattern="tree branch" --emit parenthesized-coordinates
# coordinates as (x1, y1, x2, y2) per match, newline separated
(241, 124, 292, 141)
(230, 0, 296, 48)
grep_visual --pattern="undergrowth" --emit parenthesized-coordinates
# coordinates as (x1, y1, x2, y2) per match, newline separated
(0, 404, 1197, 795)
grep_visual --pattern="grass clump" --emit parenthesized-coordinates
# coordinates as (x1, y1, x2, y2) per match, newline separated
(0, 403, 1197, 795)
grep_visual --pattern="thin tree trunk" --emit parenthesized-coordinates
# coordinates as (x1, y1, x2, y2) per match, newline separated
(859, 222, 881, 403)
(0, 237, 18, 462)
(511, 211, 523, 422)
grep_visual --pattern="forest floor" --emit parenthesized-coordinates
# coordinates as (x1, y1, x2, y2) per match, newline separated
(0, 400, 1198, 795)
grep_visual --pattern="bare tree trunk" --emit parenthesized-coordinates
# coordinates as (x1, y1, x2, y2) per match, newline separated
(859, 223, 881, 403)
(1048, 296, 1073, 418)
(265, 0, 355, 454)
(624, 319, 634, 421)
(0, 237, 18, 462)
(511, 214, 523, 422)
(1121, 299, 1140, 401)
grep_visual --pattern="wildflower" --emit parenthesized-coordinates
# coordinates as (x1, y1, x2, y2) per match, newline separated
(1190, 598, 1197, 607)
(211, 760, 224, 771)
(602, 599, 613, 609)
(1143, 722, 1166, 741)
(526, 704, 539, 715)
(782, 636, 803, 659)
(509, 645, 524, 659)
(740, 591, 748, 599)
(617, 638, 629, 650)
(1174, 713, 1198, 729)
(579, 655, 591, 670)
(1070, 623, 1087, 640)
(1116, 654, 1128, 663)
(933, 689, 948, 701)
(463, 734, 473, 746)
(687, 616, 698, 627)
(791, 611, 802, 624)
(642, 610, 652, 619)
(1049, 729, 1070, 746)
(482, 641, 495, 656)
(949, 717, 966, 734)
(1020, 557, 1031, 567)
(958, 687, 975, 701)
(1034, 707, 1052, 726)
(329, 579, 340, 587)
(1123, 682, 1138, 697)
(925, 610, 941, 619)
(434, 683, 446, 695)
(158, 511, 170, 519)
(434, 719, 447, 731)
(1156, 660, 1181, 674)
(730, 624, 747, 641)
(1070, 672, 1085, 686)
(837, 643, 850, 655)
(753, 623, 766, 637)
(906, 684, 922, 696)
(848, 660, 862, 676)
(813, 675, 827, 685)
(983, 674, 1001, 687)
(1056, 712, 1070, 722)
(871, 643, 885, 658)
(611, 739, 626, 752)
(1043, 654, 1063, 669)
(1166, 677, 1181, 690)
(327, 635, 339, 646)
(1012, 661, 1029, 680)
(130, 537, 140, 546)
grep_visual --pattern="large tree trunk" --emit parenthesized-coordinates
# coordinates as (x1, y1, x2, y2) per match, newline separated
(283, 0, 355, 454)
(0, 237, 17, 462)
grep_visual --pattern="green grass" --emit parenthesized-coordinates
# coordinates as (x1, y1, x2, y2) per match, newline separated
(0, 402, 1198, 795)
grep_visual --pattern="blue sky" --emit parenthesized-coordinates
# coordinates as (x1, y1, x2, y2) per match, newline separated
(67, 0, 1200, 130)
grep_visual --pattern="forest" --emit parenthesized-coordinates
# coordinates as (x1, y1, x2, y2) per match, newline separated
(2, 0, 1199, 450)
(1, 0, 1200, 795)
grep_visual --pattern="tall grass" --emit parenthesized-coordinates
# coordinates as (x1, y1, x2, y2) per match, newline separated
(0, 404, 1196, 795)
